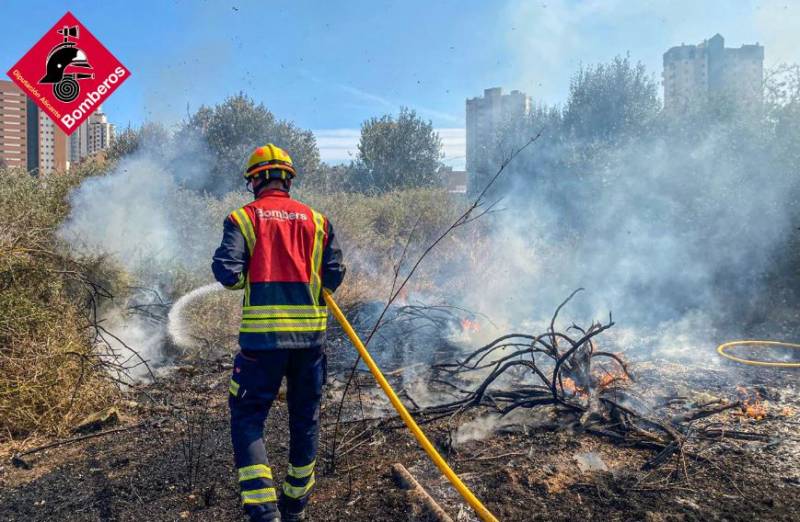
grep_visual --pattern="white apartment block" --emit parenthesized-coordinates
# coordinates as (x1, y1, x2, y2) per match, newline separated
(663, 34, 764, 110)
(466, 87, 530, 195)
(69, 106, 115, 164)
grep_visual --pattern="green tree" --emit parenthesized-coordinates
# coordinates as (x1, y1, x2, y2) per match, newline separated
(350, 107, 444, 193)
(562, 55, 660, 142)
(106, 122, 170, 162)
(178, 93, 320, 194)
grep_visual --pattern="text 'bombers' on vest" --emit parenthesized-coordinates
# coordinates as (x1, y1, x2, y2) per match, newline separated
(60, 66, 126, 129)
(255, 208, 309, 221)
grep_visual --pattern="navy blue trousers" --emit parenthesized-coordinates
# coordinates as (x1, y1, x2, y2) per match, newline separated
(229, 347, 326, 522)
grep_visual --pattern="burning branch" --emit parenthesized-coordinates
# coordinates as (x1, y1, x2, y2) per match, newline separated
(417, 292, 771, 470)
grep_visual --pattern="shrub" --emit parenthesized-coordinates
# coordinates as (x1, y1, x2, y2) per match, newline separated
(0, 165, 121, 439)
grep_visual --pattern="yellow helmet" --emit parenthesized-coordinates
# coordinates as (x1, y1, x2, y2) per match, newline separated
(244, 144, 296, 180)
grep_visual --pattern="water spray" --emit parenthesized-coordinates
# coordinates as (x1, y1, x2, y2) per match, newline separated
(167, 282, 224, 351)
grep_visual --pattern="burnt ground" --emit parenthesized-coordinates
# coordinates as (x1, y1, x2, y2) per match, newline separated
(2, 352, 800, 522)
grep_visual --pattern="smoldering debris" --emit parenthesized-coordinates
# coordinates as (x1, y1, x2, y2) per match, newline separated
(400, 291, 777, 471)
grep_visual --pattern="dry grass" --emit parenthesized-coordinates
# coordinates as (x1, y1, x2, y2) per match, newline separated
(0, 166, 121, 441)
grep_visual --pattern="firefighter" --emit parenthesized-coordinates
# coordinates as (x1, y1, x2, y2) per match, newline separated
(212, 144, 345, 522)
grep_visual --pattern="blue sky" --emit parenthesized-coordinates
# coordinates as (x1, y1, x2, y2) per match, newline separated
(2, 1, 797, 166)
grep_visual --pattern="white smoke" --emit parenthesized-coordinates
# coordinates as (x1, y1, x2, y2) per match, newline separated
(58, 134, 232, 378)
(60, 155, 183, 267)
(446, 119, 800, 364)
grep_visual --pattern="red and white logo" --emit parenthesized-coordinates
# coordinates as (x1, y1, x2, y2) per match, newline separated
(6, 11, 130, 135)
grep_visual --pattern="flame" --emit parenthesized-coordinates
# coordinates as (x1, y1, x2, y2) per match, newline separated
(596, 369, 630, 390)
(743, 401, 767, 420)
(460, 318, 480, 332)
(736, 386, 768, 420)
(562, 377, 588, 396)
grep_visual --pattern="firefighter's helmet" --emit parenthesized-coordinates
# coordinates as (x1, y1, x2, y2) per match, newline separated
(244, 144, 296, 180)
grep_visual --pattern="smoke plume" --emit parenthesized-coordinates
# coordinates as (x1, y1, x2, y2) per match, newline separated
(58, 134, 234, 378)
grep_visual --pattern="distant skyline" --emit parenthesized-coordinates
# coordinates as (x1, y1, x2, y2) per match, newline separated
(2, 1, 796, 167)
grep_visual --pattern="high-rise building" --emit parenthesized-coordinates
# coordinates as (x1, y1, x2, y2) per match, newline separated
(68, 106, 115, 164)
(0, 80, 69, 174)
(663, 34, 764, 110)
(465, 87, 530, 194)
(0, 80, 29, 169)
(38, 111, 69, 174)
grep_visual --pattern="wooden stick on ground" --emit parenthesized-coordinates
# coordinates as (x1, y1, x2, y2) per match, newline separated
(391, 463, 455, 522)
(11, 422, 148, 469)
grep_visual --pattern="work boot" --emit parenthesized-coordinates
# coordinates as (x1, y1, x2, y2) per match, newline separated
(278, 497, 306, 521)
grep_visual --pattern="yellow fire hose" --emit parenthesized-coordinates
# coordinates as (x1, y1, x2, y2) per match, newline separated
(717, 340, 800, 368)
(323, 291, 499, 522)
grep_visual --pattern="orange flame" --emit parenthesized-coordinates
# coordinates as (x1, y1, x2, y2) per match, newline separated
(596, 369, 630, 390)
(460, 318, 480, 332)
(743, 401, 767, 420)
(736, 386, 768, 420)
(562, 377, 588, 397)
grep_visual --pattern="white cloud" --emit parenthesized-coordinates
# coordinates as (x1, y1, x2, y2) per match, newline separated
(438, 128, 466, 169)
(314, 127, 466, 169)
(313, 129, 361, 163)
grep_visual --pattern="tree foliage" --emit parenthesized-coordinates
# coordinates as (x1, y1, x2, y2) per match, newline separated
(562, 55, 660, 142)
(177, 93, 320, 194)
(106, 122, 170, 162)
(348, 108, 444, 193)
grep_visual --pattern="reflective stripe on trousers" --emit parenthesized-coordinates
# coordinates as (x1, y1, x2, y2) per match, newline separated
(283, 459, 316, 499)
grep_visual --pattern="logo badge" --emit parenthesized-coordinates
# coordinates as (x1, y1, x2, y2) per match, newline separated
(6, 11, 130, 135)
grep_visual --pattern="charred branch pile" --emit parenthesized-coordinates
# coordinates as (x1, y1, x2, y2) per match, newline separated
(419, 290, 769, 469)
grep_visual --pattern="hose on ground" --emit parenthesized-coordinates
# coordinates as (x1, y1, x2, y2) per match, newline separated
(717, 340, 800, 368)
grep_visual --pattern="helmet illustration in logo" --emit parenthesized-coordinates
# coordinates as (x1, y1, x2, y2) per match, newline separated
(39, 25, 94, 103)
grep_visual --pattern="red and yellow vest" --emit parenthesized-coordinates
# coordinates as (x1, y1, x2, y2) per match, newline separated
(227, 190, 329, 350)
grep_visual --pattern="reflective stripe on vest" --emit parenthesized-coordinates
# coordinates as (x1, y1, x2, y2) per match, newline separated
(230, 208, 256, 307)
(242, 305, 327, 318)
(231, 208, 256, 255)
(240, 318, 327, 333)
(309, 210, 326, 306)
(240, 304, 328, 333)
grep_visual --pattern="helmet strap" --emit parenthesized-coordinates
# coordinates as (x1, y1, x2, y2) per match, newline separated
(248, 172, 268, 197)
